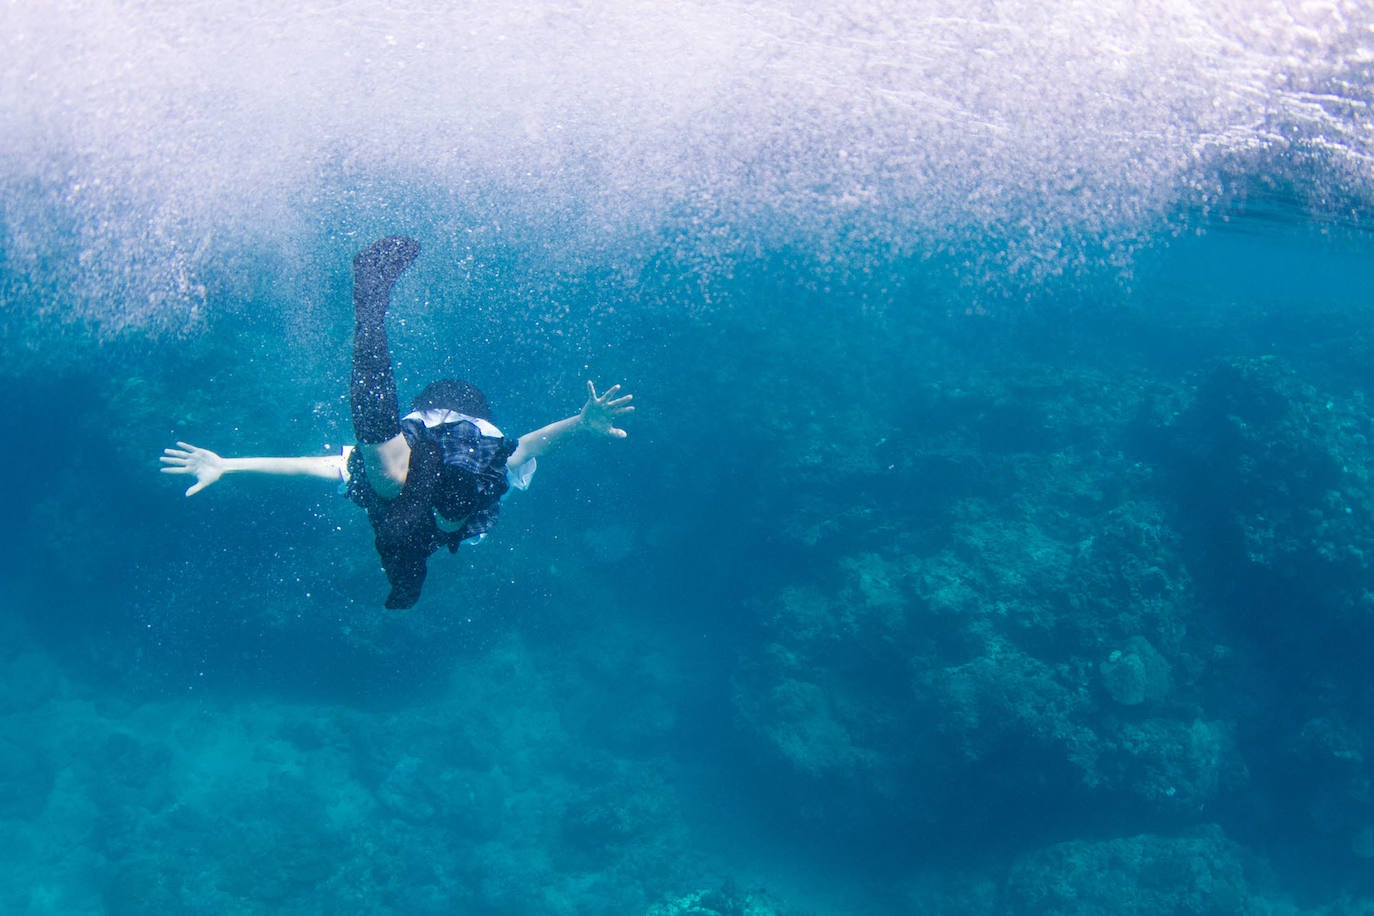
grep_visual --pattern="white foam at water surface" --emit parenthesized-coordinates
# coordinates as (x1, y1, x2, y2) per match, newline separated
(1, 0, 1370, 329)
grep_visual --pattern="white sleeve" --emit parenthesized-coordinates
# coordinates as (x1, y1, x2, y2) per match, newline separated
(338, 445, 355, 483)
(506, 457, 536, 491)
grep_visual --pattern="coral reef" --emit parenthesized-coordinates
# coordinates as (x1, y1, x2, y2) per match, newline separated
(1003, 827, 1258, 915)
(8, 244, 1374, 912)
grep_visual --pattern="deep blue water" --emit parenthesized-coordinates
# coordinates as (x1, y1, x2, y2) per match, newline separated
(4, 3, 1374, 914)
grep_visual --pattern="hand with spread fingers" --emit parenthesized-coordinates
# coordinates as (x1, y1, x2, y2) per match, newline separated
(580, 381, 635, 439)
(160, 441, 225, 497)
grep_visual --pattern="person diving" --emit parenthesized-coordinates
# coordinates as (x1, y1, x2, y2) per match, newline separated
(160, 236, 634, 608)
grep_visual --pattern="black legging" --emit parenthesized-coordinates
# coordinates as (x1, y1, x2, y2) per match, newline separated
(354, 440, 446, 610)
(348, 236, 437, 608)
(350, 236, 420, 444)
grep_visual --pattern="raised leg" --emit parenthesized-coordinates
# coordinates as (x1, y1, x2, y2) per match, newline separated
(349, 236, 420, 445)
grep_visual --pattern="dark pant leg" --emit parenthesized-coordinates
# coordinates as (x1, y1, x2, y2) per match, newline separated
(349, 236, 420, 444)
(373, 497, 434, 609)
(346, 236, 432, 607)
(348, 435, 444, 610)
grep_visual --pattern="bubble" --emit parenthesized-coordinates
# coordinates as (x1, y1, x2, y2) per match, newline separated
(1, 0, 1370, 333)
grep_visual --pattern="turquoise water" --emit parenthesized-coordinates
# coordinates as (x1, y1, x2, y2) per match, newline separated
(4, 3, 1374, 913)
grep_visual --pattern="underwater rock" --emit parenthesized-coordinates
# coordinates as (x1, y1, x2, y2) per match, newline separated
(734, 671, 879, 780)
(1003, 826, 1257, 915)
(1149, 357, 1374, 630)
(733, 567, 923, 802)
(1094, 717, 1236, 814)
(646, 883, 786, 916)
(1141, 356, 1374, 869)
(732, 366, 1214, 842)
(377, 754, 435, 821)
(559, 763, 677, 864)
(1286, 714, 1374, 854)
(926, 644, 1094, 763)
(1099, 636, 1171, 706)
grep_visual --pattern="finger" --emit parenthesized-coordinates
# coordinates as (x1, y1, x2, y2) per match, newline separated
(175, 441, 200, 451)
(607, 395, 633, 407)
(612, 405, 635, 415)
(586, 380, 598, 400)
(185, 481, 206, 496)
(160, 455, 188, 465)
(600, 384, 621, 400)
(163, 448, 190, 458)
(161, 465, 188, 475)
(609, 427, 628, 438)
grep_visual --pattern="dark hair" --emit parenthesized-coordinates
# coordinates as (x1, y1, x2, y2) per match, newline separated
(411, 379, 491, 421)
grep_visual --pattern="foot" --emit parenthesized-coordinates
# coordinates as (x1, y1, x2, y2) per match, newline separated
(354, 236, 421, 289)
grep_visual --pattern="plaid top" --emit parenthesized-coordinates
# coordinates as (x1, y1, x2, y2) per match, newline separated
(344, 411, 535, 544)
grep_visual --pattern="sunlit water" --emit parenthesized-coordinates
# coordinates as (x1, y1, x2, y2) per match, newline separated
(2, 2, 1373, 913)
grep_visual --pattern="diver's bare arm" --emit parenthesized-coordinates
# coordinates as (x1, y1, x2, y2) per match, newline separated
(507, 382, 634, 466)
(160, 441, 344, 497)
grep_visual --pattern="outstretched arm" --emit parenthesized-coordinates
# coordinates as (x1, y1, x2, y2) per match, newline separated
(507, 382, 634, 467)
(160, 441, 346, 497)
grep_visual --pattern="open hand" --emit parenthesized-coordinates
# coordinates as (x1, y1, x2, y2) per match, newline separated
(580, 382, 634, 439)
(160, 441, 225, 496)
